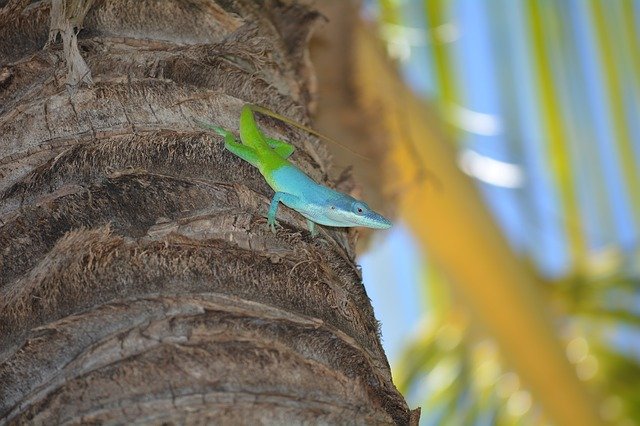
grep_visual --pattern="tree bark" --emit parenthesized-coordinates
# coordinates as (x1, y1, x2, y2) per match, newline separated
(0, 0, 414, 424)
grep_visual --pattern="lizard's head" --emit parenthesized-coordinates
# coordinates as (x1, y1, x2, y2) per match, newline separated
(327, 197, 392, 229)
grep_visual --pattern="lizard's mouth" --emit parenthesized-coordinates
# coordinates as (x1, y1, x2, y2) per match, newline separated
(360, 211, 392, 229)
(332, 211, 392, 229)
(316, 205, 392, 229)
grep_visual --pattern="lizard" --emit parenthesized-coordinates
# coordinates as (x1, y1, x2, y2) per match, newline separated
(197, 104, 392, 236)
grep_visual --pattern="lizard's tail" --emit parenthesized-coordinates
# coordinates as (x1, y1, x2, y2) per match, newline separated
(193, 119, 228, 137)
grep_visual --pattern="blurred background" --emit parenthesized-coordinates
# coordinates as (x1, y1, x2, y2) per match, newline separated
(352, 0, 640, 425)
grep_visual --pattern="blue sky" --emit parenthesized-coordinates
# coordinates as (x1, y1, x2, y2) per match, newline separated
(360, 0, 640, 368)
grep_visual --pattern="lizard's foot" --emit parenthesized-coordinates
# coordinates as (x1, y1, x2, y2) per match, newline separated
(306, 219, 318, 237)
(267, 217, 278, 234)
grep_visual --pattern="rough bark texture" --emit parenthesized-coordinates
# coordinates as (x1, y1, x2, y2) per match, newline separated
(0, 0, 413, 424)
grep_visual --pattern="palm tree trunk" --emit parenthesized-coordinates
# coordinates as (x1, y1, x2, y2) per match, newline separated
(0, 0, 414, 423)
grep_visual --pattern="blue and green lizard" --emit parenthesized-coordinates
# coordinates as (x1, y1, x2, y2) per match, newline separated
(198, 105, 392, 236)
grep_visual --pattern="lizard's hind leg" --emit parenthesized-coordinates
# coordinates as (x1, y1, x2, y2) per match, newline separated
(266, 137, 295, 159)
(220, 130, 260, 168)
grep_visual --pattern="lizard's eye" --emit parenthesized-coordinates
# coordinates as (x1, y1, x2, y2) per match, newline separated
(353, 202, 367, 215)
(331, 206, 336, 210)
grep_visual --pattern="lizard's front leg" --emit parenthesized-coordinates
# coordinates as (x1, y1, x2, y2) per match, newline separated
(268, 192, 286, 233)
(267, 192, 308, 234)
